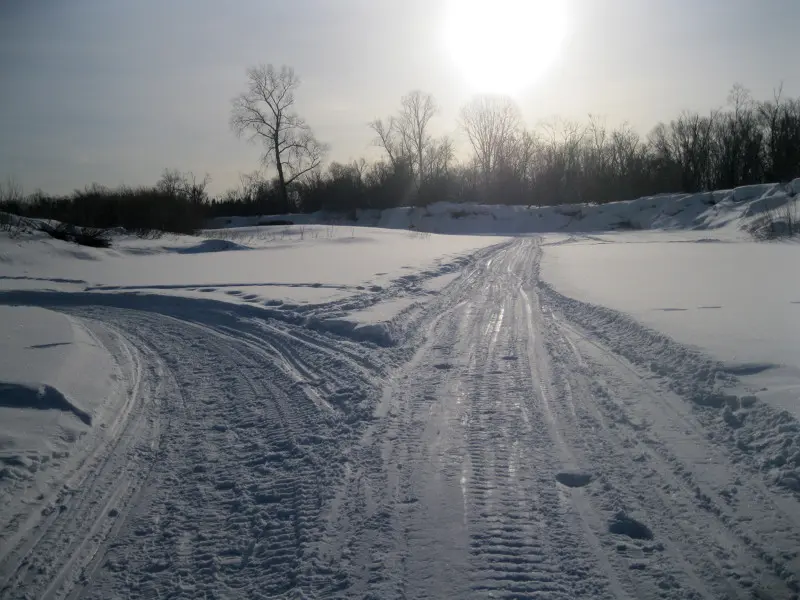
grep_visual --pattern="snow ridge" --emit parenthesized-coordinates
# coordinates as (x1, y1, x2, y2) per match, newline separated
(538, 270, 800, 494)
(210, 180, 800, 236)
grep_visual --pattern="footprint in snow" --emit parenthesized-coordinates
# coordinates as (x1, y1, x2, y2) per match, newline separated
(608, 512, 653, 540)
(555, 471, 593, 488)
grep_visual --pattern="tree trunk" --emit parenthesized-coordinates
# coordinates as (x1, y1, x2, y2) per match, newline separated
(274, 137, 289, 213)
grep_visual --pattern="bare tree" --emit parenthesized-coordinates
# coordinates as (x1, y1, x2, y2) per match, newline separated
(230, 64, 328, 211)
(0, 176, 24, 204)
(370, 90, 440, 186)
(425, 135, 455, 179)
(156, 169, 212, 204)
(759, 83, 800, 182)
(460, 96, 523, 178)
(399, 91, 438, 183)
(369, 117, 406, 170)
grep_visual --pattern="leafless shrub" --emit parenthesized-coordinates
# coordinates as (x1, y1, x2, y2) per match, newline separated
(38, 221, 111, 248)
(746, 199, 799, 239)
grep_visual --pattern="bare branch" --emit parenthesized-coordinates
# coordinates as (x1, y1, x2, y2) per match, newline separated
(460, 96, 523, 178)
(230, 64, 327, 209)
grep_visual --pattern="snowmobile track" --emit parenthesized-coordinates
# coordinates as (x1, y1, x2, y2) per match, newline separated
(2, 238, 800, 599)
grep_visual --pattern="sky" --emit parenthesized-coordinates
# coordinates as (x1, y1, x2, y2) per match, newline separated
(1, 0, 799, 197)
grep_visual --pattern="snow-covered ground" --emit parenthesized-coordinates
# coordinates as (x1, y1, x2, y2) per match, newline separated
(2, 183, 800, 599)
(0, 225, 505, 345)
(541, 231, 800, 418)
(0, 306, 126, 526)
(209, 179, 800, 235)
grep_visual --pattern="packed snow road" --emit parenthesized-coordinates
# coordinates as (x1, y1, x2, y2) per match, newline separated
(1, 238, 799, 599)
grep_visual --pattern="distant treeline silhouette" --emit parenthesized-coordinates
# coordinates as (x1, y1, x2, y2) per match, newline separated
(2, 75, 799, 233)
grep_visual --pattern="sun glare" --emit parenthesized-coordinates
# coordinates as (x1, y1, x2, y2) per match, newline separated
(444, 0, 569, 95)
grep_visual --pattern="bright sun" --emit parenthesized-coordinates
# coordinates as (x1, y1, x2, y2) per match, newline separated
(444, 0, 569, 95)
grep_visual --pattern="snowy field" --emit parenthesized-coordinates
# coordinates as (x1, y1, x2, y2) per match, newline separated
(2, 182, 800, 599)
(541, 231, 800, 418)
(0, 225, 505, 345)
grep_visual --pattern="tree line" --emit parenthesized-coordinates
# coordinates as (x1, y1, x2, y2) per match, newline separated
(218, 67, 800, 215)
(3, 63, 800, 234)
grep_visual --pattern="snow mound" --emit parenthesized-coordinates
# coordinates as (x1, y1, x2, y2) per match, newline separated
(732, 184, 778, 202)
(0, 382, 91, 426)
(307, 317, 397, 347)
(176, 239, 250, 253)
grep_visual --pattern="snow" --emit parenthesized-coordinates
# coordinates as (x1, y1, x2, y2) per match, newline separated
(207, 181, 799, 235)
(0, 225, 506, 329)
(540, 231, 800, 418)
(0, 306, 127, 544)
(3, 181, 800, 598)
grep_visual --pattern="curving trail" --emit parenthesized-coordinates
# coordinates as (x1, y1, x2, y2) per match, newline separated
(1, 238, 799, 600)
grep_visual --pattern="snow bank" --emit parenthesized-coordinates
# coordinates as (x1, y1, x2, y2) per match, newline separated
(0, 306, 126, 509)
(208, 182, 800, 236)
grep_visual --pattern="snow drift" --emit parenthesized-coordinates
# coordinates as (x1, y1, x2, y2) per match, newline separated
(208, 179, 800, 236)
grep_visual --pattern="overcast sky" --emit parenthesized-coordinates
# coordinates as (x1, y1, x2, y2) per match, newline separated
(2, 0, 799, 196)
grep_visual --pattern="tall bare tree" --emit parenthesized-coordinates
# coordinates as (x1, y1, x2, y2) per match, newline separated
(230, 64, 327, 211)
(460, 96, 523, 178)
(370, 90, 440, 186)
(400, 91, 438, 183)
(369, 117, 407, 171)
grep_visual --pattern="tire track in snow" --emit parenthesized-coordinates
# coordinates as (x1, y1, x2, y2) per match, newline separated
(0, 318, 162, 600)
(532, 240, 800, 599)
(322, 242, 619, 599)
(0, 294, 382, 599)
(6, 237, 800, 599)
(461, 245, 613, 600)
(84, 311, 373, 599)
(321, 238, 800, 600)
(540, 297, 800, 598)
